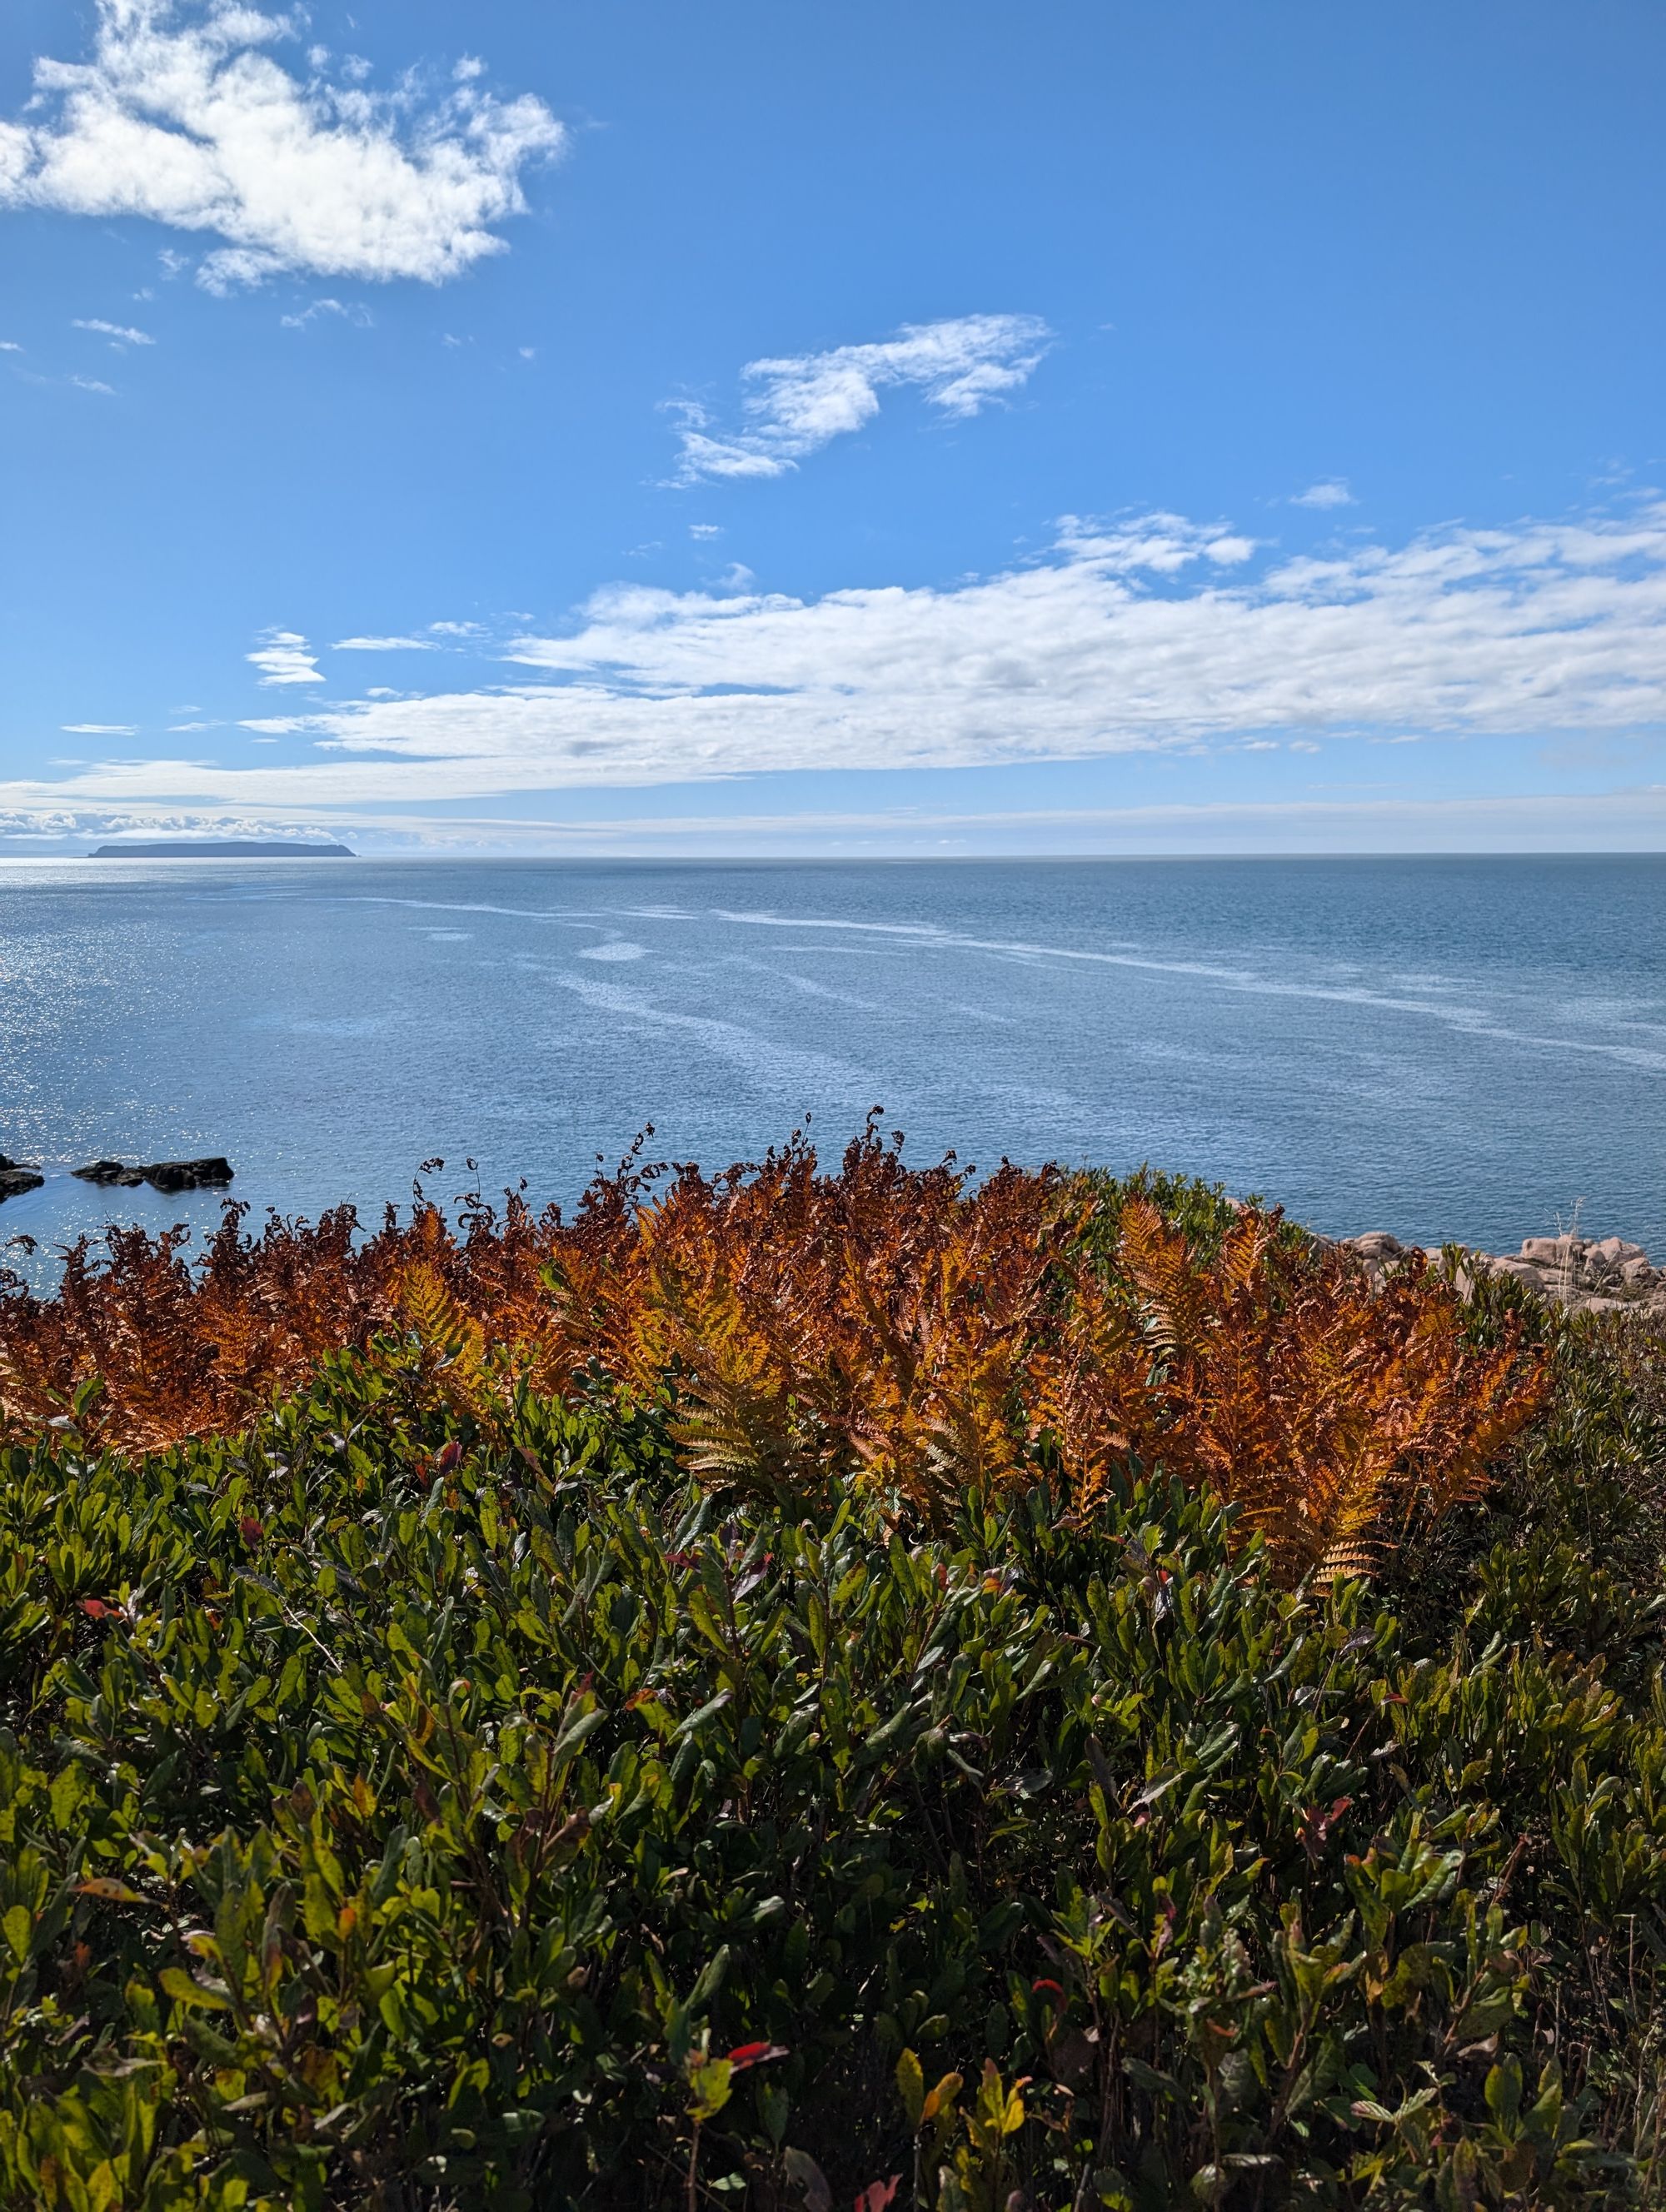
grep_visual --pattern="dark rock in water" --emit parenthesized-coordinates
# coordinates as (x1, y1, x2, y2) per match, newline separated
(73, 1158, 235, 1193)
(0, 1160, 45, 1202)
(144, 1158, 234, 1193)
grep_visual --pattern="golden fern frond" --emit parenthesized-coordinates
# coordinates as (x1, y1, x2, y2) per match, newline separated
(1118, 1198, 1212, 1365)
(396, 1262, 503, 1433)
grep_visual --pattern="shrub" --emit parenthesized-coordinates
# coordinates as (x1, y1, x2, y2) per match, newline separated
(0, 1135, 1656, 2207)
(0, 1329, 1661, 2207)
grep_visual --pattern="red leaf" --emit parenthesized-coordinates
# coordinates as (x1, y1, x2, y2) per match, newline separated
(239, 1517, 262, 1544)
(855, 2182, 900, 2212)
(724, 2040, 788, 2072)
(78, 1597, 113, 1620)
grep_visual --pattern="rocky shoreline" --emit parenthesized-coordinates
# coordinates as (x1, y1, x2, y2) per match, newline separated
(0, 1156, 44, 1203)
(0, 1156, 234, 1204)
(1340, 1229, 1666, 1318)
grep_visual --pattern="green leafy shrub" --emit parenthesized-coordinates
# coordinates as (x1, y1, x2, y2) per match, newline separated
(0, 1309, 1662, 2209)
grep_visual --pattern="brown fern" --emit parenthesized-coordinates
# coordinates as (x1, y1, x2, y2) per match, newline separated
(0, 1126, 1548, 1579)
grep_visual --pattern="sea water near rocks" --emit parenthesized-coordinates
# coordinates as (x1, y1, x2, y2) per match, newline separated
(1, 854, 1663, 1284)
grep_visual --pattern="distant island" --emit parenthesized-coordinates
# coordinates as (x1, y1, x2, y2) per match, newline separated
(90, 840, 355, 859)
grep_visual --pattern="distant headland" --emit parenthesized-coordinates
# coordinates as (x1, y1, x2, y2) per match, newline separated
(89, 839, 355, 859)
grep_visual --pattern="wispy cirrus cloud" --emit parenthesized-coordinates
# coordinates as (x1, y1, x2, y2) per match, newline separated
(331, 635, 438, 652)
(8, 790, 1666, 864)
(62, 721, 138, 736)
(0, 1, 564, 291)
(72, 316, 153, 346)
(247, 630, 322, 685)
(667, 313, 1054, 484)
(12, 505, 1663, 820)
(281, 296, 372, 330)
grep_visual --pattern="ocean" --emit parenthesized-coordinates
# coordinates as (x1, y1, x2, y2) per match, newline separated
(2, 854, 1663, 1282)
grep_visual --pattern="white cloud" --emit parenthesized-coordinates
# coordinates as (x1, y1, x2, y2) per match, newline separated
(10, 506, 1666, 818)
(1291, 478, 1355, 510)
(668, 313, 1054, 484)
(0, 339, 23, 352)
(247, 628, 322, 685)
(72, 316, 153, 346)
(62, 722, 138, 735)
(331, 635, 436, 650)
(0, 1, 564, 288)
(428, 620, 486, 637)
(689, 523, 723, 540)
(70, 374, 116, 394)
(281, 296, 372, 329)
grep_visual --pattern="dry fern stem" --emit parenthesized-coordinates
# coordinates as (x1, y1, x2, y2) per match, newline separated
(0, 1128, 1546, 1580)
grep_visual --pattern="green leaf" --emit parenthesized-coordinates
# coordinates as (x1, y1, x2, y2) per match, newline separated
(160, 1965, 232, 2012)
(2, 1906, 31, 1964)
(688, 2058, 733, 2123)
(896, 2046, 925, 2130)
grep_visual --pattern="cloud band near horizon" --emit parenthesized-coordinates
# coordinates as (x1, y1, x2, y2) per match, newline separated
(3, 502, 1665, 831)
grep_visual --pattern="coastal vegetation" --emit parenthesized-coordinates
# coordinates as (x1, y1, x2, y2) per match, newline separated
(0, 1126, 1662, 2208)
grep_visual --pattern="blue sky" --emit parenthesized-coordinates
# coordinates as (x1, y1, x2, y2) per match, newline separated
(2, 0, 1663, 854)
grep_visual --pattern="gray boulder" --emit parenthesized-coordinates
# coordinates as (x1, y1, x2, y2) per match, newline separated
(1339, 1223, 1664, 1319)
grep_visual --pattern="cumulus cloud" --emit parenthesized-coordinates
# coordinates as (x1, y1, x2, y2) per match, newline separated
(1292, 478, 1355, 510)
(0, 1, 564, 288)
(247, 629, 322, 685)
(12, 506, 1664, 817)
(72, 316, 153, 346)
(668, 313, 1054, 484)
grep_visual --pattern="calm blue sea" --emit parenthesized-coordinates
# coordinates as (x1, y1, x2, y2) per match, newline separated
(2, 855, 1663, 1283)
